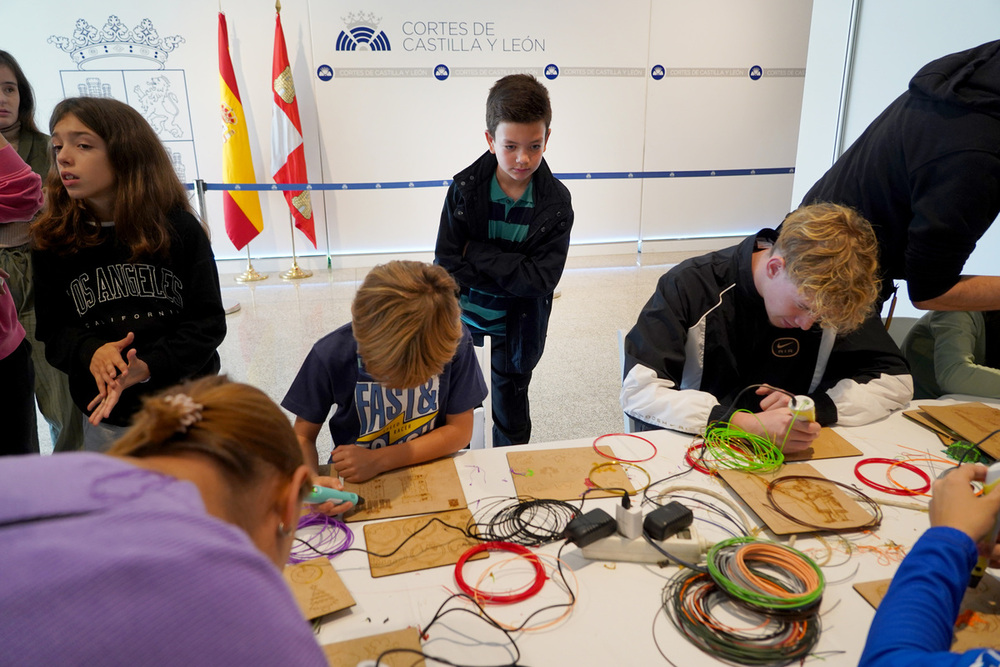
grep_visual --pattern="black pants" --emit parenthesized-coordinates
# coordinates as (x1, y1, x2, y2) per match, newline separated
(1, 337, 36, 456)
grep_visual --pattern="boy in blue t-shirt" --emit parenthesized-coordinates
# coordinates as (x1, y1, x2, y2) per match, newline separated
(435, 74, 574, 446)
(282, 261, 487, 504)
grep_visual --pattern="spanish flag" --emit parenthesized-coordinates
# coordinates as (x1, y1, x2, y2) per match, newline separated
(271, 5, 316, 247)
(218, 12, 264, 250)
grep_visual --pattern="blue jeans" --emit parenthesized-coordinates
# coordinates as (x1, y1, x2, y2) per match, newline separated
(82, 419, 129, 452)
(476, 332, 532, 447)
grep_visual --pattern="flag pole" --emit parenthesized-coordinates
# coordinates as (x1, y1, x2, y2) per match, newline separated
(274, 0, 312, 280)
(235, 243, 268, 283)
(281, 210, 312, 280)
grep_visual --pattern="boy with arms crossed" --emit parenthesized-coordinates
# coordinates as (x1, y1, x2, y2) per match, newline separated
(435, 74, 573, 446)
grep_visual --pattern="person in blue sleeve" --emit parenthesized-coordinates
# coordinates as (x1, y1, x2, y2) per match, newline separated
(860, 464, 1000, 666)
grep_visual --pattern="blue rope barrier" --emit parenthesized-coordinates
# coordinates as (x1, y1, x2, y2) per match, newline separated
(185, 167, 794, 191)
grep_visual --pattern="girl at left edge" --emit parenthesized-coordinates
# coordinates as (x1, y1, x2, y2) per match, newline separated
(30, 97, 227, 451)
(0, 50, 84, 452)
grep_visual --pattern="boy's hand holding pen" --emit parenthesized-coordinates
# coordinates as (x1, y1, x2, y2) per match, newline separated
(304, 478, 362, 516)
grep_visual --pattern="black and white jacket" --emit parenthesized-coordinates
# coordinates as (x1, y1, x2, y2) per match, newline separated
(621, 230, 912, 434)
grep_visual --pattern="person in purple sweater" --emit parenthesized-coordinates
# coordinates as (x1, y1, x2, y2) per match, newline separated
(860, 464, 1000, 666)
(0, 376, 328, 665)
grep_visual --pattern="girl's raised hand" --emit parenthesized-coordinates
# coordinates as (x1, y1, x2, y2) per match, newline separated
(86, 347, 149, 425)
(89, 332, 136, 396)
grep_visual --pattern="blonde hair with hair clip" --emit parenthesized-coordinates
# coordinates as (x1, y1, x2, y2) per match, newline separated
(775, 203, 880, 333)
(108, 376, 310, 515)
(352, 261, 462, 390)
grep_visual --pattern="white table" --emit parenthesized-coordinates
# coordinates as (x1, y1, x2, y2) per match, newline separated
(309, 399, 985, 666)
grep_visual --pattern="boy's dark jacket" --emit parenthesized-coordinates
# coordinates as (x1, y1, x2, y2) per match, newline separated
(435, 150, 573, 373)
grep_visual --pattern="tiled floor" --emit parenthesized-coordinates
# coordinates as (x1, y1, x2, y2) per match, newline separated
(38, 249, 704, 455)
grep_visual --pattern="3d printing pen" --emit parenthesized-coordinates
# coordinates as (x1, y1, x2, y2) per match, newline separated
(970, 461, 1000, 588)
(305, 485, 364, 507)
(789, 395, 816, 423)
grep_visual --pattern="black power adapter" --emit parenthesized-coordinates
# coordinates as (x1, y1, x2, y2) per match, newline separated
(564, 508, 617, 547)
(643, 502, 694, 541)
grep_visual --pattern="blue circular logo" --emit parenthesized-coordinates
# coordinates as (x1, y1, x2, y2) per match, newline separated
(749, 65, 763, 81)
(434, 64, 450, 81)
(317, 64, 334, 81)
(544, 64, 559, 80)
(651, 64, 665, 80)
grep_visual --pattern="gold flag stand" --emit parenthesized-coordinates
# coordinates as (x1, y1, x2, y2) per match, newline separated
(281, 211, 312, 280)
(235, 244, 268, 283)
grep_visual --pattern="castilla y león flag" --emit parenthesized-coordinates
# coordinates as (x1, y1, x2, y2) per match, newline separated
(218, 12, 264, 251)
(271, 7, 316, 247)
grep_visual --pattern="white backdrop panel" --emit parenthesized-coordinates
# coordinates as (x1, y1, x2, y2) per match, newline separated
(652, 0, 812, 64)
(641, 174, 796, 240)
(320, 187, 447, 254)
(2, 1, 812, 260)
(644, 77, 806, 170)
(642, 0, 810, 240)
(562, 180, 644, 244)
(307, 0, 651, 255)
(544, 77, 647, 173)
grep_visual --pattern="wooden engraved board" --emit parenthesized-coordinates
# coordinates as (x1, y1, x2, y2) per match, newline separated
(919, 403, 1000, 458)
(852, 578, 892, 609)
(903, 410, 961, 445)
(323, 627, 425, 667)
(363, 508, 486, 578)
(343, 457, 467, 523)
(855, 576, 1000, 652)
(718, 463, 874, 535)
(783, 428, 863, 462)
(282, 557, 356, 620)
(506, 446, 636, 501)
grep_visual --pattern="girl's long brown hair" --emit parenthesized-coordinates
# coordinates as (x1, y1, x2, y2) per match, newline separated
(30, 97, 195, 261)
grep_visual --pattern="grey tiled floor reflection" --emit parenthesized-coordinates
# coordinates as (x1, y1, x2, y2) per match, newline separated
(217, 253, 693, 452)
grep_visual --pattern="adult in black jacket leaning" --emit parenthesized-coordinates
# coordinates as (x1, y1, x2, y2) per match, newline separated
(803, 39, 1000, 311)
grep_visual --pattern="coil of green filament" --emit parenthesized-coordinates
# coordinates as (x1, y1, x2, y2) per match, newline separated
(701, 416, 785, 474)
(706, 537, 825, 612)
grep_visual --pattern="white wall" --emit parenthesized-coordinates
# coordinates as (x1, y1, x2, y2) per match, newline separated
(3, 1, 812, 264)
(789, 0, 856, 207)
